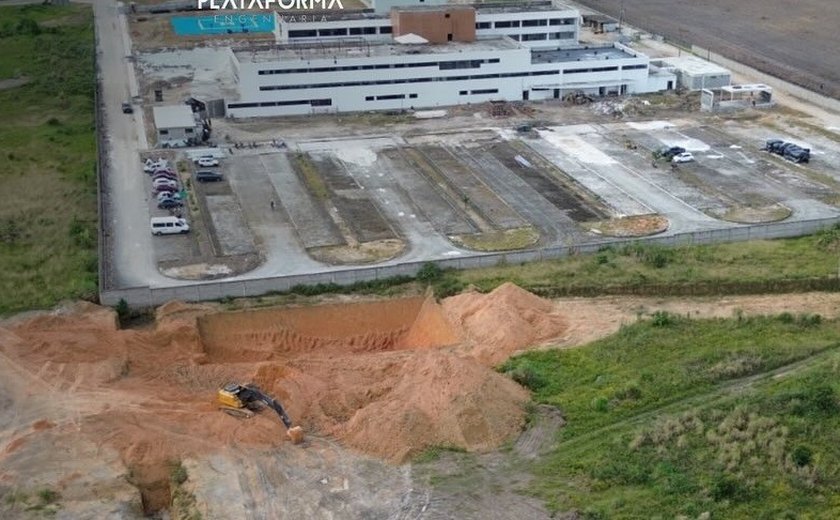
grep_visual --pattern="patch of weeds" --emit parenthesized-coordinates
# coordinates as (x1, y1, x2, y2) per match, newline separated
(651, 310, 679, 327)
(413, 445, 467, 464)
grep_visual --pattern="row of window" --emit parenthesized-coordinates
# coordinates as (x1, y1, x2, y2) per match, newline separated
(459, 88, 499, 95)
(511, 32, 574, 42)
(489, 18, 576, 29)
(365, 93, 419, 101)
(259, 69, 561, 91)
(564, 64, 648, 74)
(258, 58, 501, 76)
(287, 18, 578, 38)
(228, 98, 332, 109)
(288, 26, 392, 38)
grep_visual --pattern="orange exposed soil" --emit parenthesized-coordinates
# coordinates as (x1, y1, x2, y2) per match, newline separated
(0, 286, 567, 513)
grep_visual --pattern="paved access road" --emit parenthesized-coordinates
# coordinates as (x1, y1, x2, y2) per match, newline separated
(94, 0, 178, 288)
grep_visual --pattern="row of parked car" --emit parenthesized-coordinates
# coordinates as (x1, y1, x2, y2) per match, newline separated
(192, 154, 224, 182)
(144, 158, 185, 209)
(144, 154, 227, 236)
(763, 139, 810, 164)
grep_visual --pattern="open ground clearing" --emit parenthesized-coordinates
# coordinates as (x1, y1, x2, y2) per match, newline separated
(4, 287, 840, 517)
(0, 5, 97, 314)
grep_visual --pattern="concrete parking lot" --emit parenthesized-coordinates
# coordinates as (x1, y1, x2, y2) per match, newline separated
(117, 117, 840, 283)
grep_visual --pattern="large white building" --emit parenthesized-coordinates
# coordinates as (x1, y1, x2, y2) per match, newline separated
(225, 2, 675, 118)
(274, 2, 580, 50)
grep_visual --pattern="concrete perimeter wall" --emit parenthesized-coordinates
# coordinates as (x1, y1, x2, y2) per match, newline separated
(100, 216, 840, 308)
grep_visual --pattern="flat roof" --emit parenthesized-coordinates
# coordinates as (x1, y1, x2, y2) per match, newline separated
(656, 56, 730, 76)
(152, 105, 195, 129)
(531, 45, 636, 64)
(236, 36, 523, 62)
(722, 83, 771, 93)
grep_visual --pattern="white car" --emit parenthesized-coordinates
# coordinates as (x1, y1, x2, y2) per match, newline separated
(194, 156, 219, 167)
(143, 158, 168, 173)
(672, 152, 695, 164)
(152, 177, 178, 190)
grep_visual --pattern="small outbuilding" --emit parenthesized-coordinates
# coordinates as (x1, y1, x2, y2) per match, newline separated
(152, 105, 200, 147)
(582, 14, 618, 33)
(651, 56, 731, 91)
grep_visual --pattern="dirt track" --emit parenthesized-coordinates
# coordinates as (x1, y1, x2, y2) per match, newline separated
(3, 287, 840, 517)
(576, 0, 840, 99)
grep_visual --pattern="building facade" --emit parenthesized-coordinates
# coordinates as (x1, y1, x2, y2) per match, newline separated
(274, 2, 580, 50)
(225, 2, 674, 118)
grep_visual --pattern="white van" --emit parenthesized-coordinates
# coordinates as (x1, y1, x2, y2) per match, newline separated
(150, 216, 190, 236)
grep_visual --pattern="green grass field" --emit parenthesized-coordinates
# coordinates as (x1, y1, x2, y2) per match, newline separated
(457, 232, 840, 294)
(0, 5, 96, 314)
(501, 314, 840, 518)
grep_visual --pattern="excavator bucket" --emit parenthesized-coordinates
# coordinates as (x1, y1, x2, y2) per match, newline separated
(287, 426, 304, 444)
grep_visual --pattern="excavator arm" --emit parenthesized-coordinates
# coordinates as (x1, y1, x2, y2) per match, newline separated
(243, 385, 293, 430)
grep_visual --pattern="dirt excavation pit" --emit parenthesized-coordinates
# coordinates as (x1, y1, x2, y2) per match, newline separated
(0, 285, 568, 513)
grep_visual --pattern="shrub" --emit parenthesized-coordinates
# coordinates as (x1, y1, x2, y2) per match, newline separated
(651, 310, 678, 327)
(591, 396, 609, 412)
(433, 276, 464, 298)
(416, 262, 443, 283)
(711, 475, 747, 502)
(170, 461, 188, 485)
(792, 445, 812, 467)
(507, 364, 546, 391)
(805, 384, 836, 413)
(114, 298, 129, 323)
(37, 488, 58, 504)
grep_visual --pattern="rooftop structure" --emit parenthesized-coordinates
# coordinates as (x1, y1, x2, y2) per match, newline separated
(152, 105, 195, 129)
(532, 44, 635, 64)
(652, 56, 731, 90)
(656, 56, 730, 76)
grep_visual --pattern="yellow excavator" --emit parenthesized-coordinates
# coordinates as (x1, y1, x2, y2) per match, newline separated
(217, 383, 304, 444)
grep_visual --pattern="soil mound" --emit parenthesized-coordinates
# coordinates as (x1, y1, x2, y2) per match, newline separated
(443, 283, 567, 365)
(336, 350, 528, 462)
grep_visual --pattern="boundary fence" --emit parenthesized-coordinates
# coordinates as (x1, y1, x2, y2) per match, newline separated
(100, 216, 840, 308)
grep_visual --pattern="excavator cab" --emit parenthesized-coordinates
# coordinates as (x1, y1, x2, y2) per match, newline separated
(217, 383, 304, 444)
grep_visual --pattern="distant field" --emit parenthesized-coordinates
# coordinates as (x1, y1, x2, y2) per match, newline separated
(576, 0, 840, 100)
(0, 5, 97, 314)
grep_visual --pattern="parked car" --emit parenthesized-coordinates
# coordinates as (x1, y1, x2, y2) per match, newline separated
(152, 172, 178, 182)
(152, 178, 178, 190)
(158, 198, 184, 209)
(153, 185, 179, 195)
(672, 152, 695, 164)
(657, 146, 687, 160)
(195, 171, 224, 182)
(150, 216, 189, 235)
(194, 156, 220, 167)
(122, 102, 133, 114)
(143, 159, 168, 173)
(157, 191, 182, 203)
